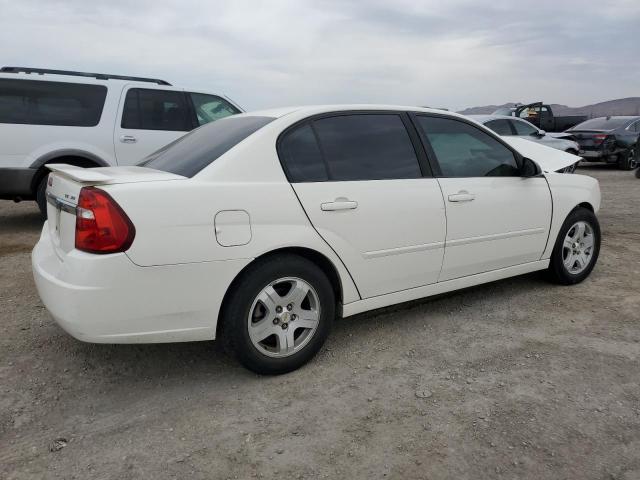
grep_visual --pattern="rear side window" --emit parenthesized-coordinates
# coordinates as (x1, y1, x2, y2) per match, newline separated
(279, 124, 329, 182)
(485, 119, 513, 136)
(139, 115, 274, 177)
(279, 114, 422, 182)
(0, 79, 106, 126)
(189, 93, 240, 126)
(416, 115, 519, 177)
(122, 88, 190, 131)
(313, 114, 421, 181)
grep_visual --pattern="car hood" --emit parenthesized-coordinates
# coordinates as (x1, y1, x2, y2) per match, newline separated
(501, 137, 579, 173)
(546, 132, 575, 140)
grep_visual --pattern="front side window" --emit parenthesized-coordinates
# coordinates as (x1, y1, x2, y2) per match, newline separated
(485, 119, 513, 136)
(189, 93, 240, 126)
(416, 116, 520, 177)
(122, 88, 190, 131)
(311, 114, 422, 181)
(0, 79, 106, 126)
(511, 119, 538, 136)
(139, 115, 274, 177)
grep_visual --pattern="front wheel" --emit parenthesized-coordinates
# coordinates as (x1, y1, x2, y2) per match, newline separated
(548, 207, 601, 285)
(221, 254, 335, 375)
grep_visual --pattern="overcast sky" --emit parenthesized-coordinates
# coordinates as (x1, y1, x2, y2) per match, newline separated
(1, 0, 638, 111)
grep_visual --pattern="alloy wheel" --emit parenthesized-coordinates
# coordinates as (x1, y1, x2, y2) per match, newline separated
(247, 277, 321, 358)
(562, 221, 595, 274)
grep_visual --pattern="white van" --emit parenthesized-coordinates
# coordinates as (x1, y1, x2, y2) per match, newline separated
(0, 67, 243, 215)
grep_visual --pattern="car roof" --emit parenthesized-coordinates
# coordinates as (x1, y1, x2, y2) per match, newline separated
(239, 104, 469, 120)
(466, 114, 519, 123)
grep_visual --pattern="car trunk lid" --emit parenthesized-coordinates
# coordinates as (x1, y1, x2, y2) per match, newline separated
(45, 164, 185, 256)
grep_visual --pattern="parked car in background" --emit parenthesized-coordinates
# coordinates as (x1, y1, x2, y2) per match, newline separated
(468, 114, 581, 173)
(33, 105, 602, 375)
(0, 67, 242, 215)
(566, 116, 640, 170)
(493, 102, 587, 132)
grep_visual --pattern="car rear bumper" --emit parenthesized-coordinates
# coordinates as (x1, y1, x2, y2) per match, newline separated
(32, 225, 250, 343)
(0, 167, 36, 199)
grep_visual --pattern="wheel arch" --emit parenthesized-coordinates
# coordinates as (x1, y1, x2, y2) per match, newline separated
(216, 246, 345, 338)
(30, 150, 109, 193)
(575, 202, 594, 212)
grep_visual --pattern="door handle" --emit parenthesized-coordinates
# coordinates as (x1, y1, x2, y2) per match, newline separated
(321, 198, 358, 211)
(448, 191, 476, 203)
(120, 135, 137, 144)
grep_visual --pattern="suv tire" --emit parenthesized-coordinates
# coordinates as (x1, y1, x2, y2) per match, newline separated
(36, 176, 48, 219)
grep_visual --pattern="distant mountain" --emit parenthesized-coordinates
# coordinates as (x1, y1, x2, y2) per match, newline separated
(457, 97, 640, 117)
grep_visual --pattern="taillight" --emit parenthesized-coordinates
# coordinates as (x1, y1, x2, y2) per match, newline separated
(593, 134, 608, 145)
(75, 187, 135, 254)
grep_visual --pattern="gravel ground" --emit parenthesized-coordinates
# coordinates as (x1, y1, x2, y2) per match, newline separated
(1, 165, 639, 480)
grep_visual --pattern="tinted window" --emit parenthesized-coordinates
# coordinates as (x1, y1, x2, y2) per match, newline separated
(511, 119, 538, 136)
(139, 115, 274, 177)
(311, 114, 421, 181)
(570, 117, 633, 131)
(190, 93, 240, 126)
(279, 124, 328, 182)
(0, 79, 106, 126)
(485, 119, 513, 136)
(122, 88, 190, 131)
(416, 116, 519, 177)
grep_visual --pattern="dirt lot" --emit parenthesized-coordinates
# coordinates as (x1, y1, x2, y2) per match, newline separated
(1, 165, 639, 480)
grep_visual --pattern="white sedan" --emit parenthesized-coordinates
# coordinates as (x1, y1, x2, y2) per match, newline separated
(32, 105, 601, 374)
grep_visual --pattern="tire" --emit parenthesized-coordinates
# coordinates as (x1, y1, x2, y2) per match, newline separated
(617, 146, 637, 170)
(548, 207, 600, 285)
(35, 176, 48, 219)
(221, 254, 335, 375)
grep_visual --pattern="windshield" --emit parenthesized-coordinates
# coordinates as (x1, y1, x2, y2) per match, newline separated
(139, 115, 275, 177)
(569, 117, 633, 131)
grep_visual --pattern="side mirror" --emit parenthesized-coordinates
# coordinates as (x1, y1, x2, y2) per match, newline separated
(532, 130, 546, 137)
(521, 157, 542, 177)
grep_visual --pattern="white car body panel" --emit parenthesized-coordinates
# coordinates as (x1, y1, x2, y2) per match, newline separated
(437, 176, 551, 281)
(32, 104, 601, 344)
(293, 178, 446, 298)
(501, 137, 580, 173)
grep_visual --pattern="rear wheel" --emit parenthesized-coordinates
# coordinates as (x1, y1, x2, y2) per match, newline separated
(221, 254, 335, 374)
(35, 176, 48, 219)
(617, 146, 637, 170)
(548, 208, 600, 285)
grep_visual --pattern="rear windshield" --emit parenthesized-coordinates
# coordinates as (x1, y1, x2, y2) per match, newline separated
(0, 78, 107, 126)
(570, 117, 633, 131)
(139, 115, 275, 177)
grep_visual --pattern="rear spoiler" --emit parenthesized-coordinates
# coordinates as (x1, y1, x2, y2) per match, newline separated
(46, 164, 112, 183)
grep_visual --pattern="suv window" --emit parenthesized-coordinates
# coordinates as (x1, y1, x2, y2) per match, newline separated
(309, 114, 422, 181)
(511, 119, 538, 136)
(416, 115, 520, 177)
(122, 88, 190, 131)
(485, 119, 513, 136)
(189, 93, 240, 126)
(0, 79, 107, 126)
(139, 115, 274, 177)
